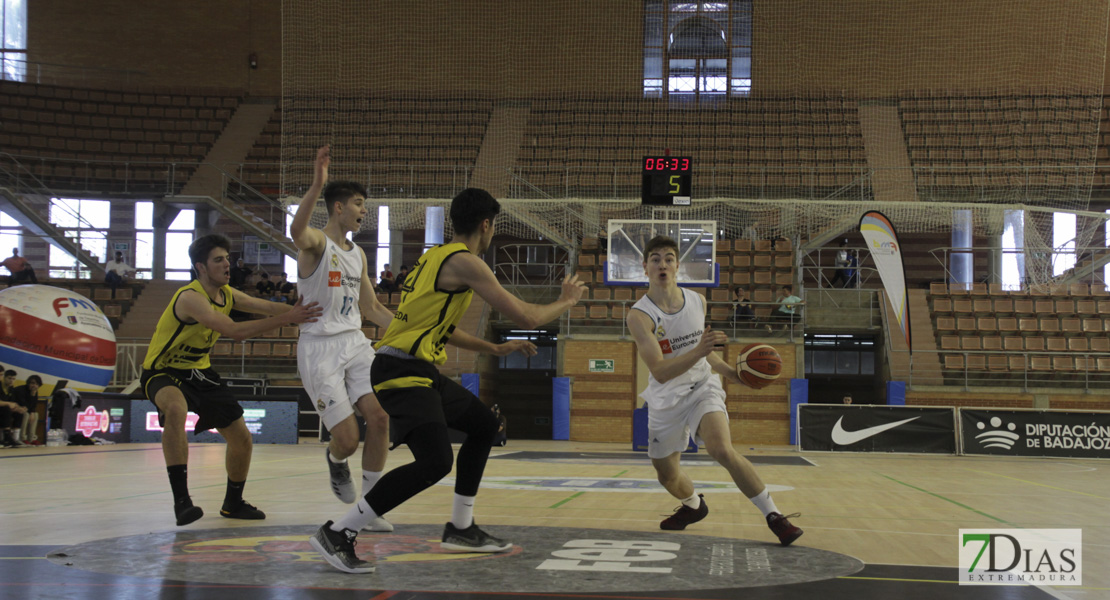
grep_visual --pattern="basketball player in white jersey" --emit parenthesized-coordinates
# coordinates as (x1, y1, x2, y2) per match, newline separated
(290, 146, 395, 532)
(627, 235, 803, 546)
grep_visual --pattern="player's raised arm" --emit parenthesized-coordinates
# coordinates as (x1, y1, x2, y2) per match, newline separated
(290, 145, 330, 253)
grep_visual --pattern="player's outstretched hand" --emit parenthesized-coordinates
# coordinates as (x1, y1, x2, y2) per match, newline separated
(288, 295, 324, 324)
(493, 340, 538, 357)
(560, 273, 587, 305)
(697, 326, 728, 356)
(313, 145, 330, 185)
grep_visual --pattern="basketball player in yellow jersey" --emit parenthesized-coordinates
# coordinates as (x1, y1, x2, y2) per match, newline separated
(311, 188, 585, 574)
(290, 146, 396, 535)
(626, 236, 801, 545)
(141, 234, 321, 526)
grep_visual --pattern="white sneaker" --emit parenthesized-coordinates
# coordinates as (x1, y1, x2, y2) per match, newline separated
(363, 516, 394, 532)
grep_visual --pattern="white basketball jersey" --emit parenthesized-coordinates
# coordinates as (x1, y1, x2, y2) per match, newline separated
(298, 236, 364, 338)
(631, 287, 714, 410)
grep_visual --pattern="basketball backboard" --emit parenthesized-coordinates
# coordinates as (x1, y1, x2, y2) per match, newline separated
(604, 219, 718, 286)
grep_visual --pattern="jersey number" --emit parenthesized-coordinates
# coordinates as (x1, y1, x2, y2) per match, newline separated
(340, 296, 354, 316)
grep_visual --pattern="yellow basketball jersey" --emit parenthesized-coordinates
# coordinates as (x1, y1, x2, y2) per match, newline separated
(142, 280, 234, 371)
(375, 243, 473, 364)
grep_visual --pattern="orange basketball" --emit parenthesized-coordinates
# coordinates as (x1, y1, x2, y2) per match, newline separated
(736, 343, 782, 389)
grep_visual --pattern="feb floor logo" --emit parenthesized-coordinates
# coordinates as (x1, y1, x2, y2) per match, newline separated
(959, 529, 1081, 586)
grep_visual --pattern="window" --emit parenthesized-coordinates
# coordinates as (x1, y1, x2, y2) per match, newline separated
(1053, 212, 1076, 277)
(643, 0, 752, 100)
(48, 198, 109, 279)
(165, 210, 195, 280)
(0, 210, 21, 259)
(804, 335, 876, 376)
(135, 202, 154, 279)
(497, 330, 558, 370)
(1, 0, 26, 81)
(1001, 209, 1024, 291)
(376, 205, 390, 281)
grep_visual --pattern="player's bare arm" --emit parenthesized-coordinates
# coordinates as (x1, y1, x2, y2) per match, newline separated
(290, 145, 330, 273)
(357, 246, 394, 328)
(176, 290, 322, 342)
(447, 328, 538, 357)
(439, 252, 585, 329)
(232, 290, 297, 317)
(627, 310, 725, 384)
(707, 351, 742, 384)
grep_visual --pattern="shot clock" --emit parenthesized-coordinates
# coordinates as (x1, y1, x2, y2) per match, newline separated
(641, 156, 692, 206)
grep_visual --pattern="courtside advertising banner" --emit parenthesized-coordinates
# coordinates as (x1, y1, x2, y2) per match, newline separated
(960, 409, 1110, 459)
(859, 211, 910, 348)
(798, 405, 957, 454)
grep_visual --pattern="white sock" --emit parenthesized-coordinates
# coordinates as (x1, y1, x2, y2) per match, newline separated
(362, 470, 382, 493)
(680, 493, 701, 509)
(748, 489, 779, 518)
(332, 498, 377, 533)
(328, 451, 346, 464)
(451, 494, 475, 529)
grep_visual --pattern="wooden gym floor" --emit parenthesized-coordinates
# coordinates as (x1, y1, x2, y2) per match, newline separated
(0, 439, 1106, 599)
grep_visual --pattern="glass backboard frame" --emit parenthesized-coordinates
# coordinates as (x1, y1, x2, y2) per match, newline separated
(603, 219, 719, 287)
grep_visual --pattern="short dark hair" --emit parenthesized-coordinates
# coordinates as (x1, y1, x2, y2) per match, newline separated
(3, 370, 14, 377)
(26, 375, 41, 386)
(188, 234, 231, 275)
(323, 181, 368, 217)
(642, 236, 679, 260)
(450, 188, 500, 235)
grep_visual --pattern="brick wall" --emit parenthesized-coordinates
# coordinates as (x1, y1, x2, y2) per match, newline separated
(564, 340, 637, 443)
(565, 339, 797, 445)
(906, 391, 1035, 409)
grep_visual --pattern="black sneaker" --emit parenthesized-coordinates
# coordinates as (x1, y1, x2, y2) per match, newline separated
(220, 500, 266, 520)
(660, 494, 708, 530)
(327, 448, 356, 504)
(441, 522, 512, 553)
(310, 521, 375, 574)
(767, 512, 803, 546)
(174, 499, 204, 526)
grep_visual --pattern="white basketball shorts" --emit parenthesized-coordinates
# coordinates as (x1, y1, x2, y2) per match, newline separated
(298, 330, 377, 431)
(645, 377, 728, 459)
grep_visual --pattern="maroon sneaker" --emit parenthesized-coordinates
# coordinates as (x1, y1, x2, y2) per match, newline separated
(660, 494, 708, 530)
(767, 512, 803, 546)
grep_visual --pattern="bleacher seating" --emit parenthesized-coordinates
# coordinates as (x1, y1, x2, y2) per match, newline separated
(899, 94, 1100, 190)
(928, 281, 1110, 384)
(0, 80, 241, 194)
(517, 96, 866, 198)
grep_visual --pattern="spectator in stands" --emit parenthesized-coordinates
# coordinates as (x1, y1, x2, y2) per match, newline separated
(12, 375, 41, 445)
(230, 258, 253, 290)
(0, 369, 26, 446)
(769, 285, 804, 332)
(104, 251, 135, 299)
(379, 264, 395, 292)
(272, 272, 296, 304)
(829, 240, 851, 288)
(732, 286, 755, 327)
(844, 251, 859, 288)
(395, 265, 410, 290)
(2, 248, 37, 286)
(255, 272, 275, 298)
(842, 394, 852, 405)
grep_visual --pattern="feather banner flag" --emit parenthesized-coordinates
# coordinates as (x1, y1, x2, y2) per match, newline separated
(859, 211, 911, 350)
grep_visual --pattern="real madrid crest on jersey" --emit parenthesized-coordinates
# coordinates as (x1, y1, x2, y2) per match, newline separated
(655, 324, 666, 339)
(330, 253, 339, 268)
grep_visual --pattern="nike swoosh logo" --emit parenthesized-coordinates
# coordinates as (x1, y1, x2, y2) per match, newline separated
(357, 505, 364, 514)
(830, 416, 920, 445)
